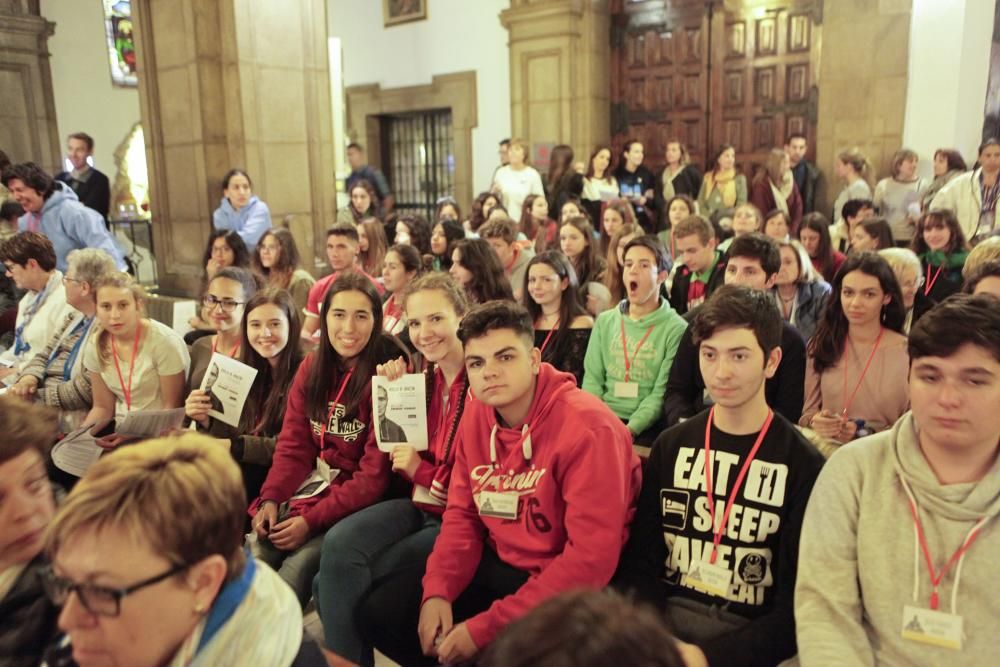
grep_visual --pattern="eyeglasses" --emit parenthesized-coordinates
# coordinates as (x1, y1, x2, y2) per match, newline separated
(203, 295, 244, 312)
(62, 276, 85, 285)
(41, 562, 189, 618)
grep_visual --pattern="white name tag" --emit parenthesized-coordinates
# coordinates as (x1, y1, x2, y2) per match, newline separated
(901, 605, 963, 650)
(686, 559, 733, 597)
(478, 491, 519, 520)
(614, 381, 640, 398)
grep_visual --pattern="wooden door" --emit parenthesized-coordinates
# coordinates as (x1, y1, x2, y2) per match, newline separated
(610, 0, 711, 171)
(610, 0, 821, 175)
(711, 3, 821, 173)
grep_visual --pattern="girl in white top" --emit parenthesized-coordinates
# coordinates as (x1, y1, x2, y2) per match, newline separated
(581, 145, 619, 202)
(83, 272, 190, 447)
(832, 147, 875, 224)
(491, 138, 544, 217)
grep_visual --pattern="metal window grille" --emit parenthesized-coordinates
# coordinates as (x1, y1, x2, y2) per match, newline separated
(380, 108, 455, 221)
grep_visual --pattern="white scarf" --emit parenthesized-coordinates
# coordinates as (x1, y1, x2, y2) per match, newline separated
(168, 558, 302, 667)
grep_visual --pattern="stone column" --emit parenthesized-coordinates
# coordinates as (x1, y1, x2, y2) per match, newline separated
(0, 0, 60, 171)
(500, 0, 611, 165)
(132, 0, 336, 294)
(814, 0, 912, 216)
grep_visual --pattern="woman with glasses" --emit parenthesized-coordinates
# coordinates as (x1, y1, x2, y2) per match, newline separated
(81, 272, 190, 448)
(7, 248, 118, 431)
(187, 230, 250, 344)
(0, 398, 60, 666)
(184, 266, 258, 414)
(40, 432, 327, 667)
(0, 231, 75, 379)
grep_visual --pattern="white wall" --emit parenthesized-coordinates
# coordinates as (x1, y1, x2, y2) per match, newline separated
(43, 0, 142, 179)
(903, 0, 994, 176)
(327, 0, 511, 193)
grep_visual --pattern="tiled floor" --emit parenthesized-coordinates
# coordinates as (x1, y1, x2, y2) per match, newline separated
(303, 610, 399, 667)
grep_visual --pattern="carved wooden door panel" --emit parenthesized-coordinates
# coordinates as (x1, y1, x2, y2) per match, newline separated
(610, 0, 711, 170)
(712, 3, 821, 171)
(611, 0, 821, 174)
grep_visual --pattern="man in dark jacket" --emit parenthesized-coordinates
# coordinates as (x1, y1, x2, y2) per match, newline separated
(664, 234, 806, 427)
(785, 133, 821, 214)
(54, 132, 111, 227)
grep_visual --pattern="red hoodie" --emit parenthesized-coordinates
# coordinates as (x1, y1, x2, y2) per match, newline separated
(421, 363, 642, 647)
(254, 355, 389, 531)
(408, 366, 467, 515)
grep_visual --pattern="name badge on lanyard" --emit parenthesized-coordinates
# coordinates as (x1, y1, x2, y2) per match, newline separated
(614, 381, 640, 398)
(686, 559, 733, 597)
(478, 491, 519, 520)
(901, 605, 963, 650)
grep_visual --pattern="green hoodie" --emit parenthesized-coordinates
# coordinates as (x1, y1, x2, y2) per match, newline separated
(582, 298, 687, 435)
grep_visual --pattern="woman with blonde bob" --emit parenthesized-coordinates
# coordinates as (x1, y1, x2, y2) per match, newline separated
(773, 239, 831, 343)
(41, 433, 326, 666)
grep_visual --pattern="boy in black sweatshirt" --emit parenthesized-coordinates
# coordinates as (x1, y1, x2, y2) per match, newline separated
(617, 285, 824, 667)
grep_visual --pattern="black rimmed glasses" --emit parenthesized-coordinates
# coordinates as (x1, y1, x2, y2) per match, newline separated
(41, 562, 189, 618)
(202, 294, 244, 312)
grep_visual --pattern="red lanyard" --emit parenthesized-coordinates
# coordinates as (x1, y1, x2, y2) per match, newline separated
(111, 324, 142, 412)
(538, 318, 560, 356)
(620, 316, 655, 383)
(903, 482, 987, 610)
(323, 368, 354, 443)
(841, 328, 884, 417)
(211, 335, 240, 358)
(703, 406, 774, 563)
(924, 262, 945, 297)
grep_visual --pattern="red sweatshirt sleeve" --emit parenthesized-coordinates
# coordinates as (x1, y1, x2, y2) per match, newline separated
(421, 423, 487, 605)
(465, 423, 636, 647)
(301, 427, 389, 530)
(258, 360, 318, 504)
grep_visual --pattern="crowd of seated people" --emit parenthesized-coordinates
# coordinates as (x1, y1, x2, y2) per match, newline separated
(1, 131, 999, 667)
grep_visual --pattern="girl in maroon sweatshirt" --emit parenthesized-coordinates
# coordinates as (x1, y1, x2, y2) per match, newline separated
(316, 272, 471, 666)
(248, 272, 396, 606)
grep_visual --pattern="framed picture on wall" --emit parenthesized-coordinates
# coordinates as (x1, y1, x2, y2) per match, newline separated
(102, 0, 137, 87)
(383, 0, 427, 27)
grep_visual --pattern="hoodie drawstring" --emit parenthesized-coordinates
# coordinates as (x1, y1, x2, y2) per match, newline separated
(898, 473, 988, 614)
(489, 422, 532, 467)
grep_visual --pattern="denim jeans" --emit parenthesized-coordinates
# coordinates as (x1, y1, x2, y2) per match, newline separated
(251, 533, 324, 609)
(314, 498, 441, 666)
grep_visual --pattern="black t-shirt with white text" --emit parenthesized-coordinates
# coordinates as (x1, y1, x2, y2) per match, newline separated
(617, 409, 824, 666)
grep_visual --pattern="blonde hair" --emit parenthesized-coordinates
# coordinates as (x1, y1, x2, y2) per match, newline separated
(779, 239, 819, 284)
(402, 271, 469, 318)
(93, 271, 147, 367)
(963, 236, 1000, 279)
(46, 433, 247, 583)
(879, 247, 923, 286)
(837, 147, 875, 187)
